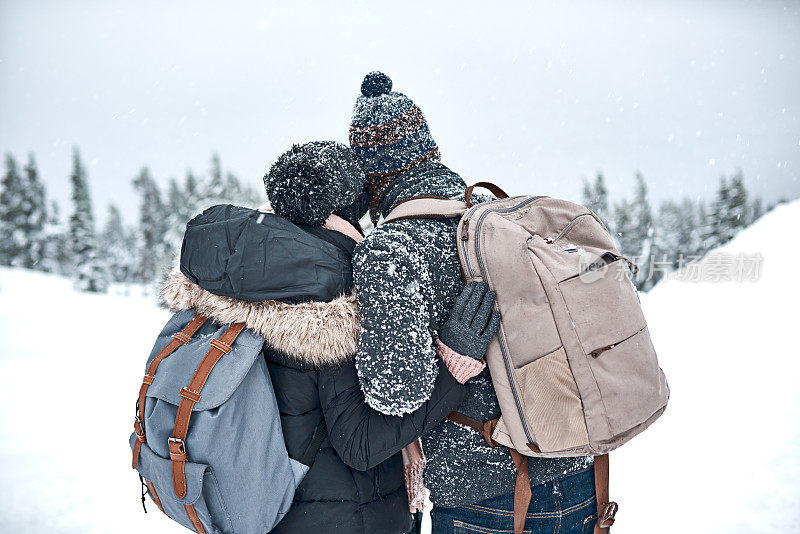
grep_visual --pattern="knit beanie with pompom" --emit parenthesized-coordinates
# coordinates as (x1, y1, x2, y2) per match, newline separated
(264, 141, 366, 227)
(349, 71, 440, 222)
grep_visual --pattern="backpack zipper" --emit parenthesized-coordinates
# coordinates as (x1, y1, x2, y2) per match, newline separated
(560, 252, 622, 282)
(548, 213, 591, 245)
(589, 326, 646, 358)
(460, 196, 546, 446)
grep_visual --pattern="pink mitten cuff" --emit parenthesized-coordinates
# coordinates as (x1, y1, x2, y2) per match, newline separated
(436, 338, 486, 384)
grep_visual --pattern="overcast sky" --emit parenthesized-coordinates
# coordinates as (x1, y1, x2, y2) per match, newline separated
(1, 0, 798, 224)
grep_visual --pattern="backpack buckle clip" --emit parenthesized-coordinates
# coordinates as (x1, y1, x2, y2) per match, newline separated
(133, 417, 145, 440)
(598, 501, 618, 527)
(168, 437, 187, 461)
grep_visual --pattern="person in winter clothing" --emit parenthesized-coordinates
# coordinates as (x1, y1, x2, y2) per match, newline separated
(162, 140, 496, 534)
(348, 72, 597, 533)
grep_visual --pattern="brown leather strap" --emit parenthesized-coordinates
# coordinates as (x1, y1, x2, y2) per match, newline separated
(447, 411, 485, 434)
(509, 450, 532, 534)
(146, 480, 164, 514)
(132, 314, 208, 469)
(184, 504, 206, 534)
(464, 181, 509, 207)
(447, 411, 502, 448)
(170, 323, 246, 500)
(448, 412, 530, 534)
(593, 454, 617, 533)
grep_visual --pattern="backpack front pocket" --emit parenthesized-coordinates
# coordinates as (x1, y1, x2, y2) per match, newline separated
(556, 262, 666, 436)
(557, 259, 646, 356)
(131, 436, 233, 534)
(513, 346, 590, 453)
(579, 326, 668, 435)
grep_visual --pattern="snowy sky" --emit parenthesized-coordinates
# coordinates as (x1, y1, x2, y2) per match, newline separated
(1, 0, 798, 224)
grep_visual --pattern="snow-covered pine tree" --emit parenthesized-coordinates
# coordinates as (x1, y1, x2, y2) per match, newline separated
(629, 172, 657, 290)
(184, 170, 201, 212)
(164, 177, 191, 260)
(679, 198, 701, 261)
(99, 204, 136, 287)
(580, 172, 610, 225)
(133, 167, 170, 285)
(581, 178, 592, 207)
(612, 198, 635, 258)
(0, 153, 26, 266)
(750, 196, 764, 224)
(196, 155, 262, 210)
(203, 154, 226, 206)
(655, 197, 697, 272)
(68, 148, 108, 292)
(225, 171, 243, 201)
(593, 172, 609, 224)
(20, 153, 48, 270)
(727, 169, 748, 234)
(41, 200, 71, 275)
(655, 201, 682, 270)
(704, 175, 730, 250)
(696, 200, 712, 257)
(229, 171, 262, 207)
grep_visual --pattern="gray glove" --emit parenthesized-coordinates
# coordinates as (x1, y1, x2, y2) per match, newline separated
(438, 281, 502, 361)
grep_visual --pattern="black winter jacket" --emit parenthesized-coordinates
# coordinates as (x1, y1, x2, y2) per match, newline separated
(352, 163, 593, 507)
(167, 205, 467, 534)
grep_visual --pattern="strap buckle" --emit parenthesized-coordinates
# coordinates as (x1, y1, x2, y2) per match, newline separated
(598, 501, 618, 527)
(173, 331, 192, 344)
(134, 417, 146, 440)
(168, 437, 187, 461)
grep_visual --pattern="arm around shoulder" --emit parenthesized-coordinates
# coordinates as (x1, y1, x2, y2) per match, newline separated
(320, 358, 467, 471)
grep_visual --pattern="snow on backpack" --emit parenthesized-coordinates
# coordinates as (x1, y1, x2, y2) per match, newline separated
(130, 310, 317, 533)
(384, 182, 670, 534)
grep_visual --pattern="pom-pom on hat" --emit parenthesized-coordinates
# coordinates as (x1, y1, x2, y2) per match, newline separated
(360, 71, 393, 97)
(349, 71, 440, 222)
(264, 141, 366, 227)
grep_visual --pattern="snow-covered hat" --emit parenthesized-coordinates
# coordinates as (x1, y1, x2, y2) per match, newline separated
(264, 141, 366, 227)
(349, 72, 440, 221)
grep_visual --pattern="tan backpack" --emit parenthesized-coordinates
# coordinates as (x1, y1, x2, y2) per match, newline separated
(384, 182, 669, 534)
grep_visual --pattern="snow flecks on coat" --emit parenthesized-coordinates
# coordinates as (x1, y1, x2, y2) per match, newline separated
(354, 227, 439, 415)
(352, 160, 595, 507)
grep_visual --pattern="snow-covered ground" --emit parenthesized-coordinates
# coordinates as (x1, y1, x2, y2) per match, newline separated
(0, 272, 175, 533)
(614, 200, 800, 533)
(1, 201, 798, 533)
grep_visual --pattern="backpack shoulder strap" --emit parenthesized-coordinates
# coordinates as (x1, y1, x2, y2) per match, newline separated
(382, 181, 510, 225)
(382, 196, 468, 225)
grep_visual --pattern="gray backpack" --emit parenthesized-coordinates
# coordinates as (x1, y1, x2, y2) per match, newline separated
(130, 310, 318, 534)
(384, 182, 669, 534)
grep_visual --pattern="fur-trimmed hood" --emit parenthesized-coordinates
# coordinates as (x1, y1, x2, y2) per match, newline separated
(161, 266, 360, 366)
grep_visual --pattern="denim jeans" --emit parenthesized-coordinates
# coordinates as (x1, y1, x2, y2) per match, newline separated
(431, 466, 599, 534)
